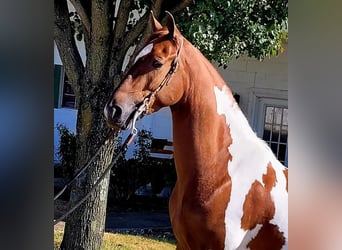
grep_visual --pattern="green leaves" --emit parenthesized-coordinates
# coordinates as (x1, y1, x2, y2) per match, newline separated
(177, 0, 288, 67)
(56, 124, 76, 179)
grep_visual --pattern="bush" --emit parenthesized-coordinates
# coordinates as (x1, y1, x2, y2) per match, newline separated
(108, 130, 176, 209)
(56, 124, 76, 179)
(108, 130, 153, 202)
(55, 126, 177, 208)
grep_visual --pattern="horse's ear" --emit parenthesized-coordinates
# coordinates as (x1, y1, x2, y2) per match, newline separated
(165, 11, 176, 39)
(150, 11, 162, 32)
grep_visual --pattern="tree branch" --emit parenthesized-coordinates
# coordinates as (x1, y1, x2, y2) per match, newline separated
(108, 9, 151, 80)
(113, 0, 133, 39)
(107, 0, 133, 80)
(164, 0, 193, 15)
(108, 0, 189, 81)
(54, 0, 84, 97)
(151, 0, 163, 18)
(87, 0, 111, 85)
(70, 0, 91, 33)
(123, 0, 164, 71)
(123, 11, 150, 53)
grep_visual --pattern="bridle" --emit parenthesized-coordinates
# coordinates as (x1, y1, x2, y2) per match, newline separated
(128, 35, 184, 133)
(54, 36, 183, 225)
(146, 35, 184, 101)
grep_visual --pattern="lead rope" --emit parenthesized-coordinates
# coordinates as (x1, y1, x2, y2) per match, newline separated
(54, 37, 183, 225)
(54, 109, 142, 225)
(53, 131, 116, 201)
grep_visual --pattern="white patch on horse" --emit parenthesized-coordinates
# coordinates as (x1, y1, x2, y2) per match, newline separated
(213, 85, 288, 250)
(270, 159, 288, 247)
(134, 43, 153, 64)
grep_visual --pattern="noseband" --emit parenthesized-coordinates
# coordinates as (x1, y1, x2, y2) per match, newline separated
(128, 36, 184, 134)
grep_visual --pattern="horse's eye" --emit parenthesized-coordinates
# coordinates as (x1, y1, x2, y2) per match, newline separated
(152, 60, 163, 68)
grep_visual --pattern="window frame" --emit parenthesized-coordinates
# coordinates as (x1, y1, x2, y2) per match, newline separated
(54, 64, 77, 109)
(247, 89, 288, 166)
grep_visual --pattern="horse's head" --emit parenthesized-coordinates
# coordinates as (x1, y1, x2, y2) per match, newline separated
(104, 11, 184, 130)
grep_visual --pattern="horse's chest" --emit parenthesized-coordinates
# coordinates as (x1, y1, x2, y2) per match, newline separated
(169, 182, 229, 249)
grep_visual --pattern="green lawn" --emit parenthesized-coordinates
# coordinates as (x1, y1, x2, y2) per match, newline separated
(54, 231, 176, 250)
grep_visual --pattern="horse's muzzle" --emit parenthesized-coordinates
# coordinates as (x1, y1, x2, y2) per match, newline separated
(104, 103, 124, 129)
(104, 101, 137, 130)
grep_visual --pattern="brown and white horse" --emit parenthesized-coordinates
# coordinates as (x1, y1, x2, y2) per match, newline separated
(104, 12, 288, 250)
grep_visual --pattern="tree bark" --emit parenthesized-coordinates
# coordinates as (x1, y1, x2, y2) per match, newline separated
(59, 0, 115, 248)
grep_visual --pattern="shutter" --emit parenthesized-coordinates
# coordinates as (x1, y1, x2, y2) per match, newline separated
(54, 65, 62, 108)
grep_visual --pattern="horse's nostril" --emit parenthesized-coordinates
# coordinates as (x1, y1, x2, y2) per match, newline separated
(105, 103, 123, 124)
(112, 105, 122, 120)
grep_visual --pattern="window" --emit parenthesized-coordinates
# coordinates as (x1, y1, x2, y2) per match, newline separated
(251, 94, 288, 167)
(262, 106, 288, 165)
(54, 64, 77, 109)
(61, 74, 77, 109)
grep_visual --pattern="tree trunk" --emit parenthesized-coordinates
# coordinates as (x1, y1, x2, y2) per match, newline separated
(60, 81, 115, 250)
(55, 1, 193, 249)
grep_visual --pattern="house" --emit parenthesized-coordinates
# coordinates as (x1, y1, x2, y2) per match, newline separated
(217, 42, 288, 167)
(54, 41, 288, 166)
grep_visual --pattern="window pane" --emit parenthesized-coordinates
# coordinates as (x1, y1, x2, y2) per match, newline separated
(62, 74, 77, 109)
(278, 144, 287, 162)
(265, 106, 274, 123)
(280, 126, 288, 143)
(283, 108, 288, 126)
(263, 129, 270, 141)
(262, 104, 288, 164)
(271, 143, 278, 156)
(62, 93, 76, 108)
(271, 125, 280, 142)
(263, 123, 271, 141)
(274, 107, 283, 125)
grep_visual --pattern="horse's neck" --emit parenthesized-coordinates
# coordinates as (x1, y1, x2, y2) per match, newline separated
(170, 43, 258, 187)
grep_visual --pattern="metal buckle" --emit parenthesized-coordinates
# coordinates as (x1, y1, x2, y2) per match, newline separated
(130, 99, 148, 135)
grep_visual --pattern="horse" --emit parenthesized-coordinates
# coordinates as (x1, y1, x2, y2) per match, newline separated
(104, 11, 288, 250)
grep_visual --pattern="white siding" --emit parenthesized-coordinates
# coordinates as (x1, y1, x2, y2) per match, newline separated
(216, 44, 288, 119)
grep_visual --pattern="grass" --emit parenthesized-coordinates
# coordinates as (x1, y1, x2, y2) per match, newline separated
(54, 231, 176, 250)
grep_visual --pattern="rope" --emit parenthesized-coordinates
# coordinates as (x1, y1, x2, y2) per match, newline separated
(54, 132, 136, 225)
(54, 130, 116, 201)
(54, 36, 183, 225)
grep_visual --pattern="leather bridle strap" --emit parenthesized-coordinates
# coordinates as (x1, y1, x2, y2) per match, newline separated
(125, 36, 184, 135)
(140, 36, 184, 111)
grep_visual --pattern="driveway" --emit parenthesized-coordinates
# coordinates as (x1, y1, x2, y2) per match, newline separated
(105, 211, 171, 232)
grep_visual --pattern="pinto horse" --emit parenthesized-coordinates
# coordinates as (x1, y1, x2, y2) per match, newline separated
(104, 11, 288, 250)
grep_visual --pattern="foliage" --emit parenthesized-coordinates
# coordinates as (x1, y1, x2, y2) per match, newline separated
(177, 0, 288, 67)
(108, 130, 176, 205)
(56, 124, 76, 179)
(133, 129, 153, 161)
(108, 131, 150, 201)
